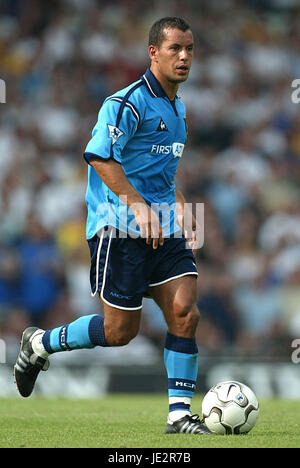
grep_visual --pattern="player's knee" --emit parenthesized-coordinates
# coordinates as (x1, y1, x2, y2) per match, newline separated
(173, 292, 198, 318)
(183, 306, 200, 330)
(173, 300, 200, 334)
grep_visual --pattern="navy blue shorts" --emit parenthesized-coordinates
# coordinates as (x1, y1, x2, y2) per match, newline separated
(87, 226, 198, 310)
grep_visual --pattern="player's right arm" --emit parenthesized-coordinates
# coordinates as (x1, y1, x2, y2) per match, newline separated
(84, 96, 163, 248)
(89, 157, 163, 248)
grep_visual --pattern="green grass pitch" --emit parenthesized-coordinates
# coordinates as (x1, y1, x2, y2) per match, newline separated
(0, 394, 299, 448)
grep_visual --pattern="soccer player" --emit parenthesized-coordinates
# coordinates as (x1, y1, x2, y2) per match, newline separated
(14, 17, 211, 435)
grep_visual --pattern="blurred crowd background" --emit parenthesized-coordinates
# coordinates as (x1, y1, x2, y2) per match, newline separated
(0, 0, 299, 364)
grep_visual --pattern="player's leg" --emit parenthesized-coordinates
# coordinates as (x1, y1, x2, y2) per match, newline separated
(14, 227, 145, 397)
(150, 274, 199, 416)
(149, 275, 210, 434)
(14, 304, 141, 397)
(151, 274, 199, 338)
(40, 302, 141, 352)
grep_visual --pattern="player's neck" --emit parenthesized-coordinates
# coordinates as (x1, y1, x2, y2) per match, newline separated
(150, 66, 179, 101)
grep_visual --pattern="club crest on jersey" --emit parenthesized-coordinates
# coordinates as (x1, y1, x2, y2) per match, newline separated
(172, 142, 184, 158)
(156, 118, 168, 132)
(108, 124, 124, 145)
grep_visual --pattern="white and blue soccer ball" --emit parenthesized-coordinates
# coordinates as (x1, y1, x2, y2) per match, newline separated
(202, 381, 259, 435)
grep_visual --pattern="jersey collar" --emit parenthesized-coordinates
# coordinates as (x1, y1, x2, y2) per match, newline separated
(142, 68, 168, 98)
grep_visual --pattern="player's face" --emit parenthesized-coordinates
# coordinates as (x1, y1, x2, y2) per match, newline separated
(150, 27, 194, 84)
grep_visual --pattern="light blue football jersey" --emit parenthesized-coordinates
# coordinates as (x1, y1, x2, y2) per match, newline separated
(84, 68, 188, 239)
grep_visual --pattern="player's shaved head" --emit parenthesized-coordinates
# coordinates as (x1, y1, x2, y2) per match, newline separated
(149, 17, 191, 49)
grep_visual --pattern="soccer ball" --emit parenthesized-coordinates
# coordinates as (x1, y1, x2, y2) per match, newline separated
(202, 380, 259, 435)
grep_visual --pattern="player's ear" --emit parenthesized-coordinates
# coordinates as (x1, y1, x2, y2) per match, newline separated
(148, 45, 158, 63)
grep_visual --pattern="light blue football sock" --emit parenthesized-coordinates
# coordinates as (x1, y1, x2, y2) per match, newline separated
(42, 314, 106, 353)
(164, 332, 198, 417)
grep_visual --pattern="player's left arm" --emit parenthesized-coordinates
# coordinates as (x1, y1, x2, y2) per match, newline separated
(175, 185, 200, 255)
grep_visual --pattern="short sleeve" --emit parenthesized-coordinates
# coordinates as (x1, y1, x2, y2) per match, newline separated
(84, 97, 140, 165)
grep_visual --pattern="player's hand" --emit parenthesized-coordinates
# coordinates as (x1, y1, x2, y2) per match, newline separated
(184, 215, 201, 256)
(131, 202, 164, 249)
